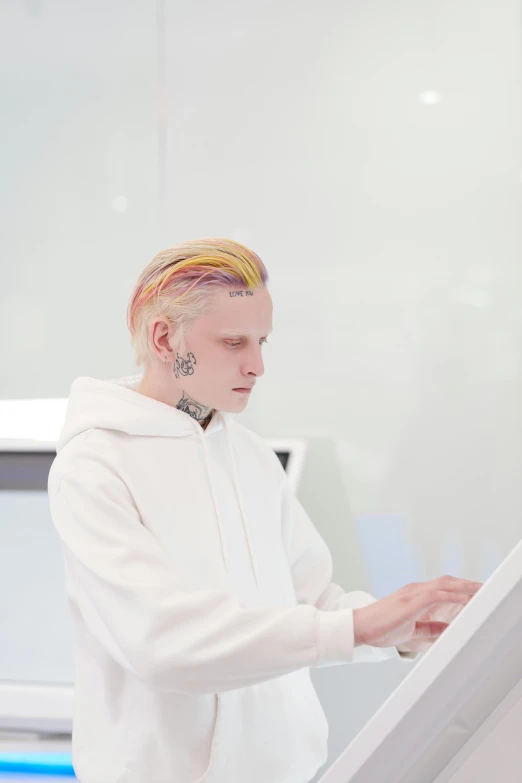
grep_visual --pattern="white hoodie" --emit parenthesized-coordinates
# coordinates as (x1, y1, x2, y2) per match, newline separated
(47, 374, 415, 783)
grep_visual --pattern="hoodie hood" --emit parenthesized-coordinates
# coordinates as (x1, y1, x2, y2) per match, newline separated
(57, 373, 235, 452)
(57, 374, 259, 585)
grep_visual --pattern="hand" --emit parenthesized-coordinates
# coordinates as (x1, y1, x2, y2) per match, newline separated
(353, 576, 483, 653)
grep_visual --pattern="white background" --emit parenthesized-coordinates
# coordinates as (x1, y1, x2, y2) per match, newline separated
(1, 1, 521, 778)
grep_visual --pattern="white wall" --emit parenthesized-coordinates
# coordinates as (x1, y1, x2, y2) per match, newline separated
(1, 1, 521, 778)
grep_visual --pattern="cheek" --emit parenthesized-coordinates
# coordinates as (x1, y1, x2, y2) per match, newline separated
(194, 350, 232, 380)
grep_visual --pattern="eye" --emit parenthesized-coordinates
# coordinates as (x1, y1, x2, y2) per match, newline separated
(225, 338, 269, 348)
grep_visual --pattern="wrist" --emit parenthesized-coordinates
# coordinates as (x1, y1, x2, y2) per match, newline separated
(353, 608, 363, 647)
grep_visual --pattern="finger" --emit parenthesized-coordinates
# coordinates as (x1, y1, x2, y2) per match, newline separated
(415, 621, 449, 638)
(425, 601, 468, 624)
(417, 583, 480, 602)
(432, 576, 483, 592)
(410, 589, 472, 618)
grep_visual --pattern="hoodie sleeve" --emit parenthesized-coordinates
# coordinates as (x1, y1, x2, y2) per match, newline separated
(280, 478, 419, 664)
(47, 434, 371, 695)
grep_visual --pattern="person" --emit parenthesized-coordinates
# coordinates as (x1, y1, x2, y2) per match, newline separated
(48, 238, 482, 783)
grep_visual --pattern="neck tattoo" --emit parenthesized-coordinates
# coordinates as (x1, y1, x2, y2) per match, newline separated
(176, 391, 213, 426)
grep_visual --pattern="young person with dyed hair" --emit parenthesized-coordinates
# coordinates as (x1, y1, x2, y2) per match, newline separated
(48, 238, 482, 783)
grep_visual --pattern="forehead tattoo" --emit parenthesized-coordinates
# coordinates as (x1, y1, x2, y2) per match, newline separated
(229, 290, 254, 297)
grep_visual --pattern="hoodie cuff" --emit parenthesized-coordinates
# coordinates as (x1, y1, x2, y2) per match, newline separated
(315, 607, 356, 665)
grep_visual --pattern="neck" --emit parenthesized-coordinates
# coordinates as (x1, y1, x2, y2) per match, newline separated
(135, 373, 214, 427)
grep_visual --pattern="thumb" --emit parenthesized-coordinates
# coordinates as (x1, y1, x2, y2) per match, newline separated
(414, 621, 449, 638)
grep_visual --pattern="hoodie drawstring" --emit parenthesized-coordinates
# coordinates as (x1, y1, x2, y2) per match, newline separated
(198, 417, 260, 588)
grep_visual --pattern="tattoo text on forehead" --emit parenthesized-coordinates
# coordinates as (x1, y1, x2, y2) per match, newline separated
(176, 391, 212, 422)
(229, 290, 254, 297)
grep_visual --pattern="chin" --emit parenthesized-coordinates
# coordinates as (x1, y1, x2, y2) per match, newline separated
(219, 394, 249, 412)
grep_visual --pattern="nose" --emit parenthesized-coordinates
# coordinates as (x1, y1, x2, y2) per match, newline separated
(242, 345, 264, 379)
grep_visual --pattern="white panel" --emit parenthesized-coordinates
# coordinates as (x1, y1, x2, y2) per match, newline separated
(439, 681, 522, 783)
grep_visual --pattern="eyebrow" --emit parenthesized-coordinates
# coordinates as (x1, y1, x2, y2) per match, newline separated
(218, 329, 273, 336)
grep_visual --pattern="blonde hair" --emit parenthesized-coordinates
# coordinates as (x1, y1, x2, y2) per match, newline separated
(127, 238, 269, 368)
